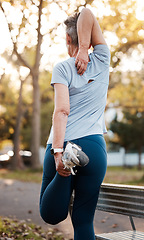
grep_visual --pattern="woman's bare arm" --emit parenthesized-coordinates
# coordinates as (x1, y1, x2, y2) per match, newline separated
(75, 8, 106, 75)
(52, 83, 71, 177)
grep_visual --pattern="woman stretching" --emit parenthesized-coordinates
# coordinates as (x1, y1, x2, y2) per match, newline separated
(40, 8, 110, 240)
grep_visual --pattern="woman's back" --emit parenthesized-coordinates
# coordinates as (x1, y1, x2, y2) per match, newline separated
(48, 44, 110, 143)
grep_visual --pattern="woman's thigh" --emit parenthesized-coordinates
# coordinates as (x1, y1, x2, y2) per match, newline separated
(72, 134, 107, 221)
(40, 144, 73, 224)
(40, 144, 56, 202)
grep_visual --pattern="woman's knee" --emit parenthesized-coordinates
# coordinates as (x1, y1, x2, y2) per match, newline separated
(40, 205, 68, 225)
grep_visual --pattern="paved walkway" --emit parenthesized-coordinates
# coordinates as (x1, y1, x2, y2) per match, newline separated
(0, 179, 144, 239)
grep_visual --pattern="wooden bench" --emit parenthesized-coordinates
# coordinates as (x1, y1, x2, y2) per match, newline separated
(69, 183, 144, 240)
(95, 183, 144, 240)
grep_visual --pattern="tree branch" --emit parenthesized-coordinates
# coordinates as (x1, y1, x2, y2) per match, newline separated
(33, 0, 43, 74)
(13, 44, 33, 71)
(48, 0, 95, 35)
(0, 53, 13, 85)
(0, 2, 33, 73)
(111, 39, 144, 68)
(30, 0, 37, 6)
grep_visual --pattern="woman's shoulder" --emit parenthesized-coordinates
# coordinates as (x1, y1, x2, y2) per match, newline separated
(91, 44, 111, 66)
(55, 57, 74, 66)
(53, 58, 75, 76)
(51, 58, 75, 87)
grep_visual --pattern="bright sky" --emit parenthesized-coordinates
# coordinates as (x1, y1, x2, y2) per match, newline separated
(0, 0, 144, 80)
(136, 0, 144, 20)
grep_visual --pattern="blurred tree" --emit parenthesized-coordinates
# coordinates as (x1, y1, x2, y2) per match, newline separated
(110, 111, 144, 169)
(0, 76, 16, 142)
(0, 0, 95, 169)
(0, 70, 53, 165)
(94, 0, 144, 89)
(39, 71, 54, 146)
(109, 69, 144, 169)
(108, 68, 144, 116)
(12, 77, 25, 169)
(0, 72, 30, 168)
(0, 0, 43, 169)
(0, 0, 144, 169)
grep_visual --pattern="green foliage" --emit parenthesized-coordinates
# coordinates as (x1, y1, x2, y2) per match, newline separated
(21, 122, 32, 149)
(98, 0, 144, 69)
(123, 111, 144, 150)
(0, 77, 18, 141)
(109, 71, 144, 110)
(109, 110, 144, 169)
(40, 71, 54, 146)
(0, 70, 54, 149)
(41, 100, 54, 146)
(19, 70, 54, 149)
(110, 114, 132, 150)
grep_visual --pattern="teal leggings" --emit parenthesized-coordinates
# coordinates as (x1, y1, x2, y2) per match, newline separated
(40, 134, 107, 240)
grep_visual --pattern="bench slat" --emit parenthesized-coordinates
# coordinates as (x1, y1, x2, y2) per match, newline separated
(95, 231, 144, 240)
(97, 200, 144, 216)
(100, 187, 144, 198)
(102, 183, 144, 191)
(98, 198, 144, 210)
(99, 192, 144, 204)
(97, 204, 144, 218)
(97, 184, 144, 219)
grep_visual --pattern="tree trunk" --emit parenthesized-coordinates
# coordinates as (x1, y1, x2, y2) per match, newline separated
(31, 74, 41, 169)
(30, 0, 43, 169)
(120, 147, 126, 168)
(138, 147, 142, 170)
(11, 80, 25, 169)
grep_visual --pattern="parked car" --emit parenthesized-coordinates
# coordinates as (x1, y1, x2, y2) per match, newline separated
(0, 150, 32, 168)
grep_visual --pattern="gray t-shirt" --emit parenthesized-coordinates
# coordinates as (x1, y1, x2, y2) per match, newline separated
(47, 44, 110, 144)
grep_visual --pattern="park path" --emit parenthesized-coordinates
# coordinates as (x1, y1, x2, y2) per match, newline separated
(0, 178, 144, 239)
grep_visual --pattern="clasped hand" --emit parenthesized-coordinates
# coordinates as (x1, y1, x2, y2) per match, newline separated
(75, 48, 89, 75)
(54, 153, 71, 177)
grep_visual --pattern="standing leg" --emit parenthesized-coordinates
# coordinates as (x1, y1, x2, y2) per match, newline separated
(71, 135, 107, 240)
(40, 144, 73, 225)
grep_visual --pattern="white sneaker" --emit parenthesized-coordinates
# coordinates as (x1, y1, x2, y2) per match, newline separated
(62, 141, 89, 175)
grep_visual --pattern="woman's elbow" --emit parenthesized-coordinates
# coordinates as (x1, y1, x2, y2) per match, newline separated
(54, 108, 70, 118)
(62, 108, 70, 117)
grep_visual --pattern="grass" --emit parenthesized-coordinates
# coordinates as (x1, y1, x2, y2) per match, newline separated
(104, 166, 144, 186)
(0, 217, 67, 240)
(0, 166, 144, 185)
(0, 168, 43, 183)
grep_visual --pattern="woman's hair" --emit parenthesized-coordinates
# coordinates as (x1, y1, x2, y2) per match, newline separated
(64, 12, 80, 46)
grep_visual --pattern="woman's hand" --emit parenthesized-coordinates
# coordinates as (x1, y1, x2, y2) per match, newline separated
(75, 48, 89, 75)
(54, 152, 71, 177)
